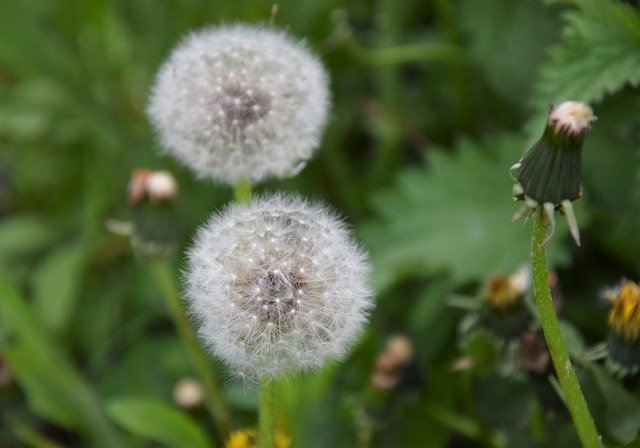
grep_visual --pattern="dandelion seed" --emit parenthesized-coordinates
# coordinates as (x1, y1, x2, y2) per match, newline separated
(147, 25, 330, 184)
(185, 193, 373, 380)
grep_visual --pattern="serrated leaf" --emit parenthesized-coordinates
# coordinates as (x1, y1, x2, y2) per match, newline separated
(528, 0, 640, 137)
(360, 133, 570, 292)
(32, 243, 86, 333)
(106, 398, 211, 448)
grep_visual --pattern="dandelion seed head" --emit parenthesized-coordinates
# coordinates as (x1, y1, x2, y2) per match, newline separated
(186, 194, 373, 380)
(147, 25, 330, 184)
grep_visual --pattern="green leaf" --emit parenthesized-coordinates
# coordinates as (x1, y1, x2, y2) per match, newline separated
(559, 319, 586, 360)
(32, 243, 86, 333)
(538, 0, 640, 103)
(0, 274, 122, 446)
(106, 398, 210, 448)
(581, 93, 640, 268)
(460, 0, 561, 102)
(0, 215, 55, 262)
(586, 363, 640, 444)
(460, 330, 499, 372)
(360, 133, 570, 291)
(529, 0, 640, 136)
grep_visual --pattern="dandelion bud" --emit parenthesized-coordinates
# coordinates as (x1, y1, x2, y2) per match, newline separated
(186, 194, 373, 380)
(511, 101, 596, 246)
(173, 377, 205, 410)
(606, 280, 640, 376)
(482, 266, 532, 338)
(370, 335, 413, 390)
(128, 169, 180, 260)
(147, 25, 330, 185)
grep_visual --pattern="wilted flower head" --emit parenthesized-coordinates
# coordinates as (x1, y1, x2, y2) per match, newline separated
(511, 101, 596, 246)
(147, 24, 330, 185)
(186, 194, 372, 380)
(605, 280, 640, 376)
(485, 265, 530, 314)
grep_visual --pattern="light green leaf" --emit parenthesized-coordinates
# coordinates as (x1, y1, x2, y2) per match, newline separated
(106, 398, 210, 448)
(360, 133, 570, 292)
(32, 243, 86, 333)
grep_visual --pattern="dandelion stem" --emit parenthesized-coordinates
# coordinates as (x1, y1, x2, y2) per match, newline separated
(259, 379, 277, 448)
(150, 260, 232, 441)
(531, 213, 601, 447)
(233, 179, 252, 205)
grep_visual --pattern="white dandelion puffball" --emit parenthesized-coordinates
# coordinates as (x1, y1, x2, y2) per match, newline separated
(186, 194, 373, 380)
(147, 24, 330, 184)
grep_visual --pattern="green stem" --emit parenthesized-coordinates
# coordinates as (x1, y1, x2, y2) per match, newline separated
(233, 179, 252, 205)
(259, 379, 277, 448)
(150, 260, 232, 441)
(531, 214, 601, 447)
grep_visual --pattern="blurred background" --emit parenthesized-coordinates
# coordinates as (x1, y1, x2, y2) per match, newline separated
(1, 0, 639, 446)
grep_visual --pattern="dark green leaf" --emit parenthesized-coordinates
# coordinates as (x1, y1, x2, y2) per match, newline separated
(586, 363, 640, 444)
(360, 133, 570, 291)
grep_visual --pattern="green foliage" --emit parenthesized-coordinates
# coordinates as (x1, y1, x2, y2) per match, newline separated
(536, 0, 640, 107)
(360, 133, 570, 292)
(106, 398, 211, 448)
(584, 364, 640, 444)
(1, 0, 639, 446)
(32, 243, 86, 334)
(0, 275, 122, 446)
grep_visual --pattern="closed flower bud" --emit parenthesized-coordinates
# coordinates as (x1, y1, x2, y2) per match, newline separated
(186, 194, 373, 380)
(511, 101, 596, 246)
(371, 335, 413, 390)
(173, 377, 205, 410)
(482, 266, 532, 338)
(606, 280, 640, 376)
(128, 169, 180, 260)
(148, 25, 330, 185)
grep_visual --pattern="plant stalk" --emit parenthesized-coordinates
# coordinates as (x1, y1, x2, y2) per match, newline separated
(150, 260, 232, 441)
(259, 379, 277, 448)
(531, 213, 601, 447)
(233, 179, 252, 205)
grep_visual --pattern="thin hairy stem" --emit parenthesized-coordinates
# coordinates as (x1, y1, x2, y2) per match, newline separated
(233, 179, 252, 205)
(259, 379, 277, 448)
(531, 213, 601, 447)
(150, 260, 232, 442)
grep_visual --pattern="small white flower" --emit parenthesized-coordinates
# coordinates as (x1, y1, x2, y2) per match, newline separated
(549, 101, 595, 136)
(185, 194, 373, 380)
(147, 24, 330, 185)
